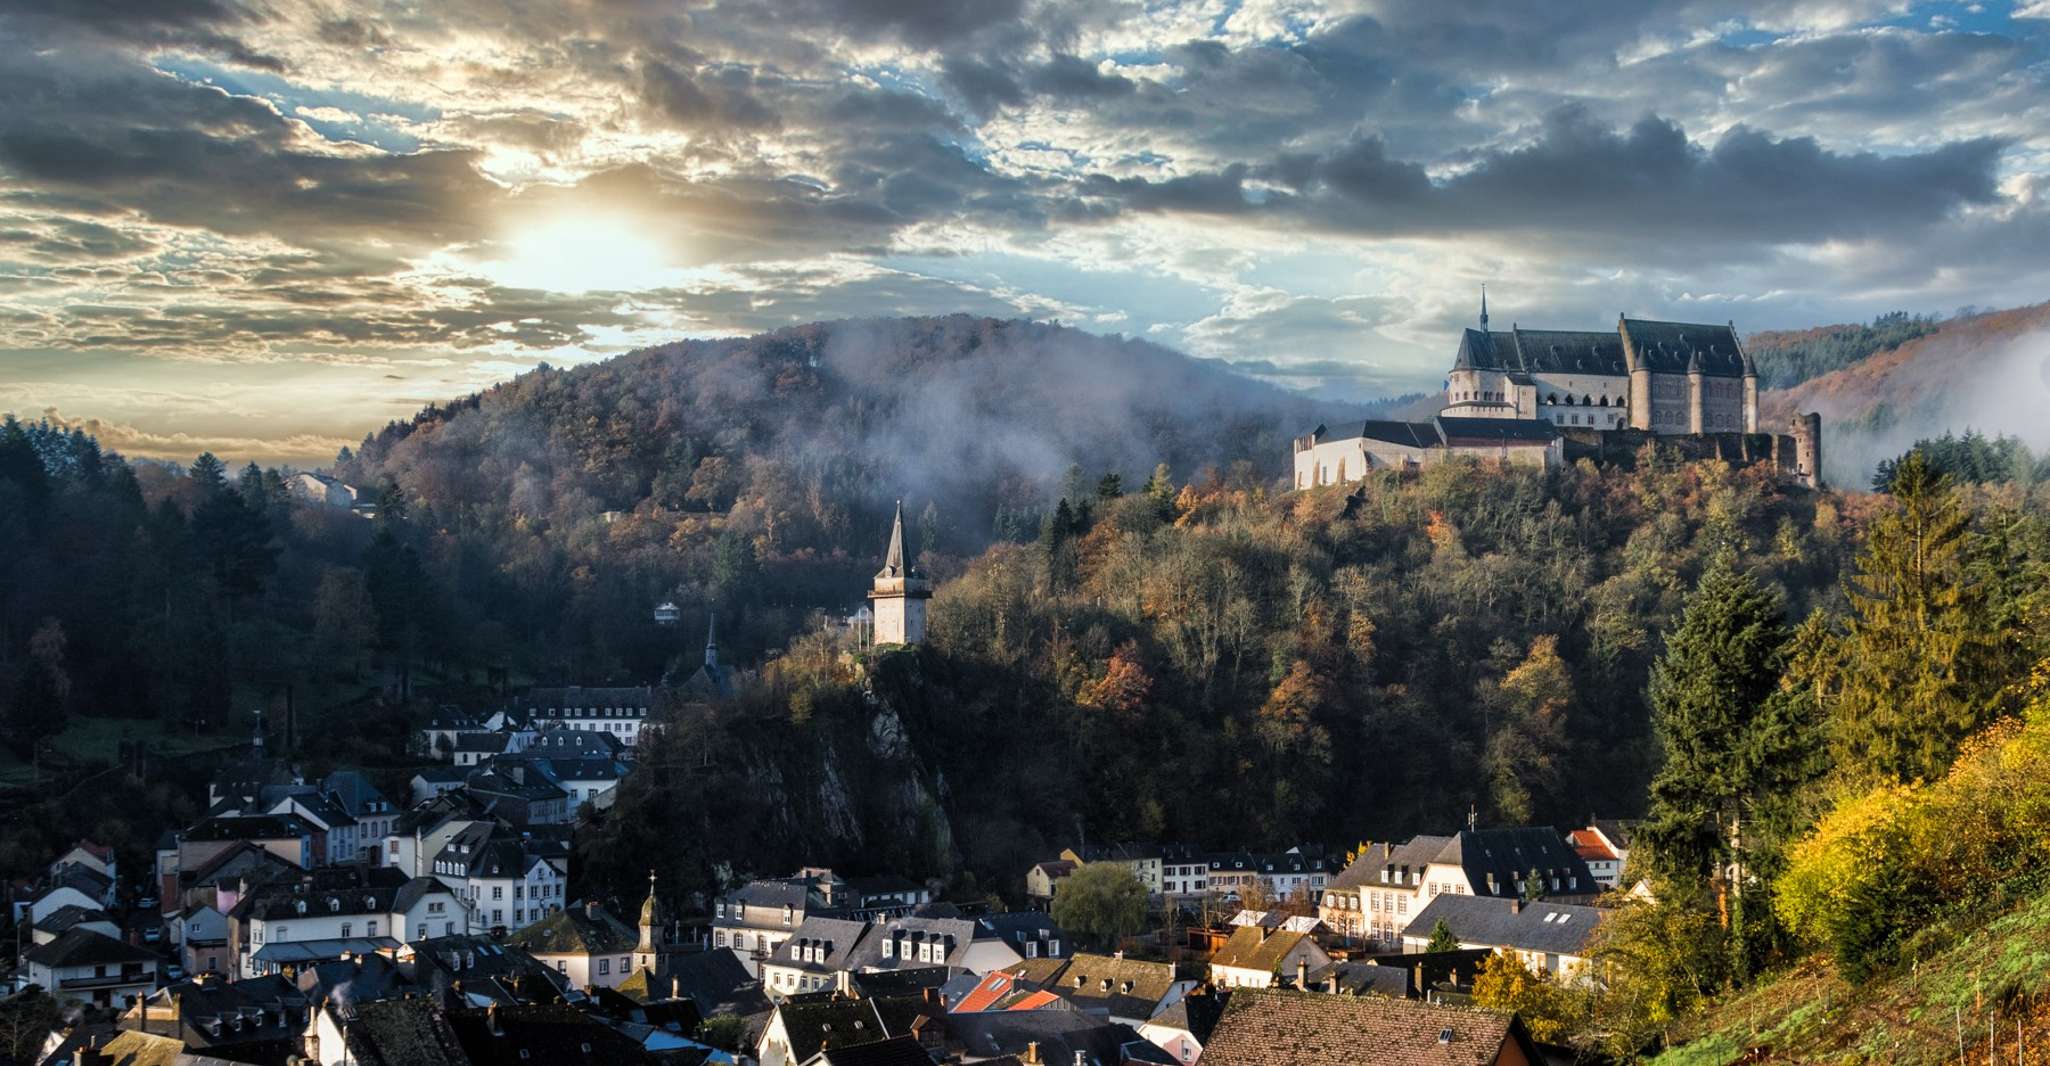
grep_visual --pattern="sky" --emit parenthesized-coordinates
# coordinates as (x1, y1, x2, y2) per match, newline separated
(2, 0, 2049, 465)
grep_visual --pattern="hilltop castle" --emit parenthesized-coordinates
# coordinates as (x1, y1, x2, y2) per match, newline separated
(1295, 295, 1822, 489)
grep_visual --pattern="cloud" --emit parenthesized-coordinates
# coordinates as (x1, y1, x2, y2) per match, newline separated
(18, 405, 354, 464)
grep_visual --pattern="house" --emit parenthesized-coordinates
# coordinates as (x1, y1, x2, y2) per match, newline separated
(1158, 846, 1208, 901)
(171, 903, 231, 975)
(859, 914, 1057, 977)
(1025, 862, 1075, 909)
(519, 685, 658, 750)
(264, 790, 361, 866)
(484, 752, 628, 812)
(1061, 844, 1163, 896)
(382, 791, 489, 876)
(1136, 988, 1222, 1065)
(1566, 819, 1634, 890)
(1013, 952, 1194, 1027)
(411, 766, 470, 806)
(51, 839, 118, 882)
(21, 928, 159, 1007)
(286, 470, 361, 509)
(715, 879, 831, 977)
(174, 840, 300, 920)
(174, 814, 319, 881)
(428, 821, 565, 933)
(757, 994, 934, 1066)
(33, 904, 122, 945)
(525, 725, 628, 759)
(1206, 925, 1330, 990)
(405, 932, 575, 1007)
(325, 770, 401, 857)
(505, 900, 639, 989)
(937, 1007, 1168, 1065)
(229, 866, 461, 978)
(461, 766, 570, 826)
(123, 973, 310, 1061)
(761, 916, 872, 997)
(1317, 828, 1598, 948)
(1401, 895, 1606, 982)
(452, 731, 516, 768)
(800, 1034, 938, 1066)
(620, 945, 769, 1020)
(1199, 988, 1542, 1066)
(28, 867, 115, 922)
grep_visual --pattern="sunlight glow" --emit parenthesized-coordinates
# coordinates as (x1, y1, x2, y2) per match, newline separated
(482, 214, 680, 294)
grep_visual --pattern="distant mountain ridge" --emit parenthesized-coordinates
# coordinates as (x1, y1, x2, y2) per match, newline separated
(1760, 301, 2050, 485)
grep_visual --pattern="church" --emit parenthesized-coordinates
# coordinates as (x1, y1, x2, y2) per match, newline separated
(1293, 295, 1821, 490)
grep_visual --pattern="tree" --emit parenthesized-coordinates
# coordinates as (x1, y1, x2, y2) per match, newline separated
(189, 451, 228, 494)
(1482, 635, 1575, 824)
(1050, 862, 1149, 950)
(1424, 918, 1460, 953)
(1823, 450, 2010, 783)
(236, 461, 266, 502)
(1096, 472, 1123, 499)
(1582, 898, 1731, 1058)
(1142, 462, 1176, 519)
(1642, 555, 1807, 971)
(313, 567, 378, 676)
(1471, 951, 1584, 1044)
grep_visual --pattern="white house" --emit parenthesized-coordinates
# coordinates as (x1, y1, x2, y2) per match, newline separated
(1401, 894, 1605, 983)
(505, 900, 639, 990)
(22, 929, 158, 1007)
(429, 822, 564, 934)
(518, 686, 657, 750)
(1206, 925, 1330, 990)
(286, 471, 360, 509)
(234, 873, 462, 978)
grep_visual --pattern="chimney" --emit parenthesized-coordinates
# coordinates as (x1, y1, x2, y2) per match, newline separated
(835, 969, 851, 998)
(487, 1003, 503, 1036)
(1074, 1052, 1086, 1066)
(1510, 897, 1522, 915)
(1326, 974, 1338, 994)
(1296, 957, 1308, 989)
(1023, 1041, 1041, 1066)
(1112, 949, 1123, 960)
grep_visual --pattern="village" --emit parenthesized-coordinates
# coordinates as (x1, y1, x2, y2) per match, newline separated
(2, 505, 1640, 1066)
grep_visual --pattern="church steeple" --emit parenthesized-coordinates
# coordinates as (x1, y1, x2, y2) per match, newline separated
(876, 499, 908, 580)
(1479, 285, 1489, 329)
(868, 498, 931, 646)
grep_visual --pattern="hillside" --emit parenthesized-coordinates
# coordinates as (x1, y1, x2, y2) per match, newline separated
(582, 453, 1870, 903)
(1761, 301, 2050, 486)
(337, 315, 1369, 678)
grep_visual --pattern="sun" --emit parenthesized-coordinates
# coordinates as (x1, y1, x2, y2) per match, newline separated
(483, 214, 678, 294)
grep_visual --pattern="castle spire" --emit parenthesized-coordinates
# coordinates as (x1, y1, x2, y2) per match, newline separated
(1479, 285, 1489, 329)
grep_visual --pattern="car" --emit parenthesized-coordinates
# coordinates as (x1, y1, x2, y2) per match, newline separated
(142, 926, 162, 943)
(164, 964, 185, 981)
(136, 895, 159, 912)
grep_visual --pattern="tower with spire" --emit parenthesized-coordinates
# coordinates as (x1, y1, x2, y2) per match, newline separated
(633, 869, 670, 978)
(1479, 284, 1489, 328)
(869, 500, 931, 646)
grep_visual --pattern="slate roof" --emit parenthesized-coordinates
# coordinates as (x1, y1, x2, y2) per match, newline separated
(769, 916, 872, 974)
(1434, 416, 1559, 445)
(621, 947, 764, 1017)
(775, 997, 912, 1061)
(1434, 827, 1597, 898)
(1452, 319, 1746, 379)
(1404, 895, 1604, 957)
(39, 903, 117, 934)
(808, 1034, 938, 1066)
(1201, 990, 1532, 1066)
(1208, 926, 1312, 975)
(526, 728, 627, 756)
(939, 1009, 1149, 1066)
(26, 927, 158, 968)
(182, 814, 316, 843)
(1353, 420, 1442, 449)
(453, 733, 512, 754)
(48, 864, 113, 897)
(1334, 835, 1456, 891)
(1145, 989, 1224, 1042)
(1031, 953, 1181, 1021)
(1302, 960, 1411, 998)
(445, 1002, 659, 1063)
(337, 996, 470, 1066)
(233, 865, 412, 921)
(505, 902, 637, 956)
(522, 686, 654, 711)
(849, 916, 983, 971)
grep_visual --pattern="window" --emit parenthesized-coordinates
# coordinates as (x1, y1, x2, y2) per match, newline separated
(493, 886, 504, 900)
(340, 922, 352, 937)
(599, 958, 611, 975)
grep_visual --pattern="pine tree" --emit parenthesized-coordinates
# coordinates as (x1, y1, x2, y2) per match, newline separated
(1425, 918, 1460, 954)
(189, 452, 228, 494)
(1643, 553, 1813, 976)
(1826, 449, 2008, 783)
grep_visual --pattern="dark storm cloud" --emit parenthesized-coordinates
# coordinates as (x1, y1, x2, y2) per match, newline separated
(1083, 108, 2006, 251)
(0, 0, 285, 70)
(636, 55, 782, 132)
(0, 46, 500, 249)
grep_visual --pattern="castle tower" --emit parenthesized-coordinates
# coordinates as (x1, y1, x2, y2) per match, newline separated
(1792, 412, 1823, 489)
(1624, 313, 1653, 430)
(1685, 349, 1706, 434)
(634, 870, 668, 977)
(1737, 323, 1760, 434)
(869, 500, 931, 646)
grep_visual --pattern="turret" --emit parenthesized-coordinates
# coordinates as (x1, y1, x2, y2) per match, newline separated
(1736, 321, 1759, 433)
(1792, 412, 1823, 489)
(1622, 314, 1653, 430)
(1686, 349, 1705, 434)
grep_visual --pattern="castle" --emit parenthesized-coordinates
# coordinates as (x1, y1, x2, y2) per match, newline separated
(1294, 295, 1822, 489)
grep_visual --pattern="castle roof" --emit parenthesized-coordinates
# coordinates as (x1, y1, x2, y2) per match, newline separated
(1452, 318, 1750, 379)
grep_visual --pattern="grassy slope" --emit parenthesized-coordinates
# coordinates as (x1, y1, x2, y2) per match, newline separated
(1655, 892, 2050, 1065)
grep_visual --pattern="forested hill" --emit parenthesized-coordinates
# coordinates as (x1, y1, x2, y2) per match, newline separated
(1759, 301, 2050, 486)
(334, 315, 1366, 673)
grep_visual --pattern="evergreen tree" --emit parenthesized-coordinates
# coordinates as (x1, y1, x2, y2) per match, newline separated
(236, 461, 266, 502)
(189, 452, 228, 494)
(1643, 554, 1812, 977)
(1425, 918, 1460, 954)
(1825, 450, 2009, 783)
(1096, 472, 1123, 499)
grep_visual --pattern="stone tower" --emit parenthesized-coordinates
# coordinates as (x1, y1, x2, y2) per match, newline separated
(634, 870, 668, 977)
(1792, 412, 1823, 489)
(1625, 313, 1653, 431)
(869, 500, 931, 646)
(1685, 349, 1706, 434)
(1736, 321, 1760, 434)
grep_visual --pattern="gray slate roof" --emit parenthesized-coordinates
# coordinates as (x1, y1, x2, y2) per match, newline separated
(1404, 894, 1603, 956)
